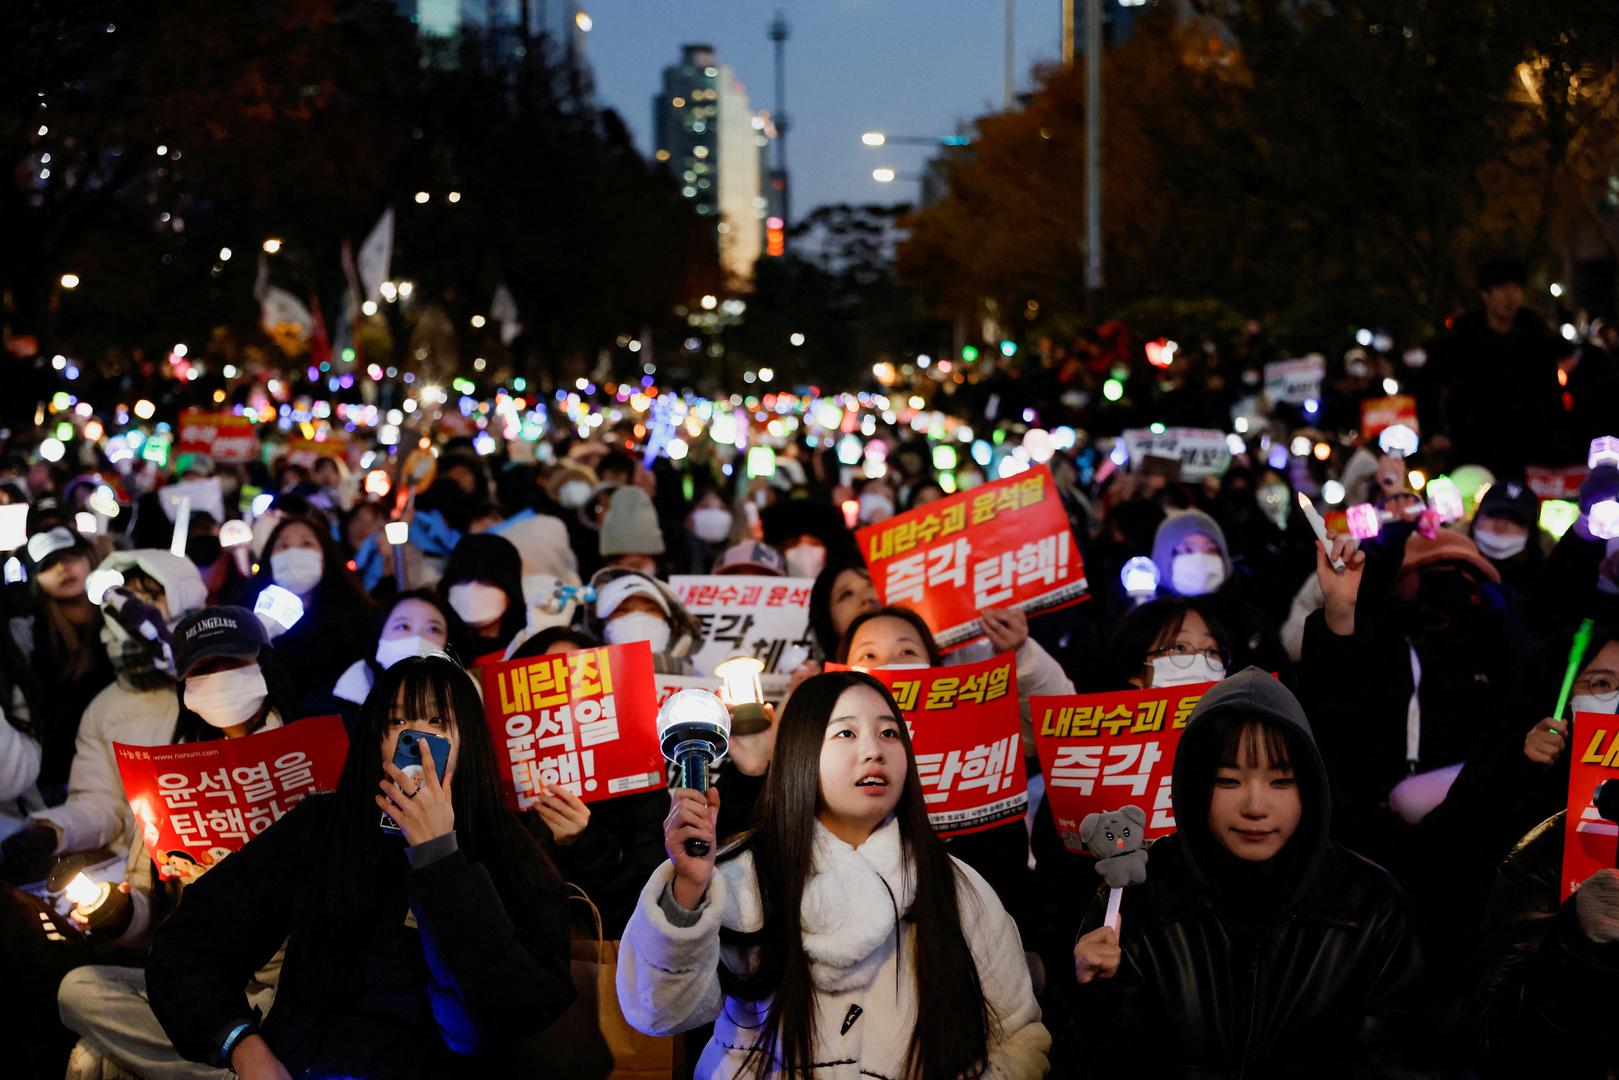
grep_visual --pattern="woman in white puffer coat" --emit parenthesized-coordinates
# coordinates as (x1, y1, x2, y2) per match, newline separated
(617, 669, 1050, 1079)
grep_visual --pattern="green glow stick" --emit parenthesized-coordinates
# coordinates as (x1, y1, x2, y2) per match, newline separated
(1553, 618, 1596, 733)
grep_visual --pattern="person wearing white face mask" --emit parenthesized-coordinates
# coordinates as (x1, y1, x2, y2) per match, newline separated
(250, 517, 377, 719)
(47, 605, 306, 1080)
(1150, 509, 1288, 677)
(439, 533, 527, 664)
(587, 570, 703, 675)
(1469, 480, 1545, 599)
(332, 591, 462, 714)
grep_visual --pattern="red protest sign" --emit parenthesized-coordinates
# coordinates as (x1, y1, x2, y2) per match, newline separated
(856, 464, 1087, 652)
(1560, 711, 1619, 901)
(1527, 465, 1586, 502)
(114, 715, 348, 882)
(483, 642, 665, 808)
(841, 653, 1026, 837)
(1359, 394, 1419, 441)
(178, 409, 258, 464)
(1032, 682, 1214, 854)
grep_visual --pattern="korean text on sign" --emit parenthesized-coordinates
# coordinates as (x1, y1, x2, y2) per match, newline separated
(857, 465, 1088, 651)
(1122, 428, 1232, 480)
(670, 574, 816, 695)
(482, 641, 665, 809)
(860, 652, 1025, 838)
(177, 409, 259, 465)
(114, 714, 348, 880)
(1560, 712, 1619, 901)
(1032, 683, 1215, 855)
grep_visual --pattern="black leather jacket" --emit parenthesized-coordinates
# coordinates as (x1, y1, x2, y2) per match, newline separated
(1065, 669, 1424, 1078)
(1467, 812, 1619, 1076)
(1072, 833, 1422, 1078)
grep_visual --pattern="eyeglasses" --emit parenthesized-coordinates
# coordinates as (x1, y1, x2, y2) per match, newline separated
(1575, 672, 1619, 702)
(1145, 642, 1226, 669)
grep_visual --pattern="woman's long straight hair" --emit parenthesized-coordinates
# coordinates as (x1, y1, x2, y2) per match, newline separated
(298, 655, 558, 949)
(717, 669, 991, 1079)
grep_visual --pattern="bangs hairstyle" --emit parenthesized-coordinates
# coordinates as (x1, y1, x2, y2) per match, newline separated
(835, 605, 945, 668)
(1105, 597, 1230, 687)
(370, 588, 472, 670)
(302, 655, 556, 948)
(1212, 713, 1296, 773)
(718, 670, 990, 1080)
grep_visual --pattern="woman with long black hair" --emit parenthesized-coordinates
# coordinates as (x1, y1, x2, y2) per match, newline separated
(146, 655, 574, 1079)
(618, 669, 1050, 1078)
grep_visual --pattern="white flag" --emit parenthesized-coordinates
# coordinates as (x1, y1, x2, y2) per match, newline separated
(490, 282, 522, 345)
(357, 208, 394, 299)
(260, 286, 313, 337)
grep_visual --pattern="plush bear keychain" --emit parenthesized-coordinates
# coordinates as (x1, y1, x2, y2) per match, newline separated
(1081, 805, 1149, 931)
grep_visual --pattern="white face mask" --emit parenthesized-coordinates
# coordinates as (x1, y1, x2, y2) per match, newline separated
(448, 582, 509, 627)
(557, 481, 593, 510)
(1148, 654, 1226, 689)
(1473, 528, 1528, 561)
(185, 665, 269, 729)
(604, 611, 671, 654)
(1170, 552, 1225, 597)
(1570, 693, 1619, 716)
(858, 493, 895, 524)
(376, 634, 440, 669)
(784, 544, 827, 580)
(270, 548, 324, 595)
(690, 507, 734, 544)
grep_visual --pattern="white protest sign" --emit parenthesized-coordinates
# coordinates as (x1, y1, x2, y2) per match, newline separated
(1122, 428, 1231, 479)
(1264, 354, 1326, 406)
(669, 575, 815, 696)
(159, 478, 226, 525)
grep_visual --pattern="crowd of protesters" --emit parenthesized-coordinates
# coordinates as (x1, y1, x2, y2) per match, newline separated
(3, 260, 1618, 1078)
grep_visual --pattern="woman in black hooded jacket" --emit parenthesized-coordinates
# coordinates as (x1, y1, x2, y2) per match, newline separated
(1066, 668, 1423, 1077)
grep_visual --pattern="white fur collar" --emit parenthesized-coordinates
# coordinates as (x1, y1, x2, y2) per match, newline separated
(722, 815, 915, 992)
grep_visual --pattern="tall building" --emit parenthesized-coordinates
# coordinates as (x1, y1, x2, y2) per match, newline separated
(654, 45, 773, 284)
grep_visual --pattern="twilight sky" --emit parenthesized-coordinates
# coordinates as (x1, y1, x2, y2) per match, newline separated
(585, 0, 1064, 215)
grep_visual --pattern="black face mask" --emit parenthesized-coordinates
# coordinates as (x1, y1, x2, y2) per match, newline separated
(188, 537, 222, 567)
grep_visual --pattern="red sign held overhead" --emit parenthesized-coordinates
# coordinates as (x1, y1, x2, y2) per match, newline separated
(1359, 395, 1419, 442)
(482, 642, 665, 808)
(856, 464, 1087, 651)
(178, 409, 258, 464)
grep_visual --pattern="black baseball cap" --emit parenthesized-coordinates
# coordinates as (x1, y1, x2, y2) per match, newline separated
(173, 606, 265, 678)
(1477, 480, 1539, 526)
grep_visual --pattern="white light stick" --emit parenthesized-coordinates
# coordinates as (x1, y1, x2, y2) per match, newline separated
(385, 521, 410, 592)
(168, 495, 190, 559)
(1104, 885, 1124, 932)
(1297, 492, 1345, 572)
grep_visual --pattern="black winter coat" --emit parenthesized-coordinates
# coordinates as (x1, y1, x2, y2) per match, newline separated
(1071, 833, 1422, 1078)
(147, 795, 573, 1078)
(1467, 812, 1619, 1076)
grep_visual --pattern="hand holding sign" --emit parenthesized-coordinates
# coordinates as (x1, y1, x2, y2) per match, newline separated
(979, 606, 1029, 654)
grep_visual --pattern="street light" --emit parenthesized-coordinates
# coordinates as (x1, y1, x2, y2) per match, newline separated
(262, 238, 282, 254)
(414, 191, 429, 204)
(860, 132, 971, 147)
(59, 273, 80, 290)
